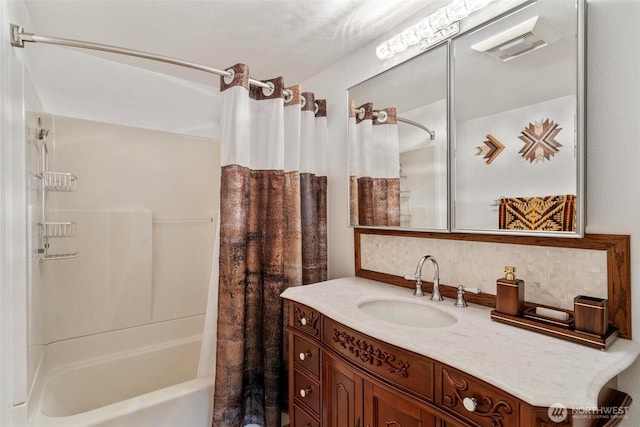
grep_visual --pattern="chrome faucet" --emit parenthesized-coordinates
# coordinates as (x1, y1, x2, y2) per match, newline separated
(454, 285, 481, 308)
(406, 255, 443, 301)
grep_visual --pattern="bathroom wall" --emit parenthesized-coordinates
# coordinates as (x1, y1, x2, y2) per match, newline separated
(302, 0, 640, 424)
(42, 116, 220, 342)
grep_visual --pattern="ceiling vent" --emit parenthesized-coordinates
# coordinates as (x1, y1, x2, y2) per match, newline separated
(471, 16, 560, 62)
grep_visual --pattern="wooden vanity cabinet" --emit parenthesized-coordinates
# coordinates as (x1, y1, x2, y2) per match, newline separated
(285, 301, 629, 427)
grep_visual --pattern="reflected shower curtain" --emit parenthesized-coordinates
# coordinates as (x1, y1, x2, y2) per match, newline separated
(212, 63, 327, 427)
(351, 102, 401, 226)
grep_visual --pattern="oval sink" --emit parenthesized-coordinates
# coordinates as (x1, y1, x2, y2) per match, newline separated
(358, 299, 457, 328)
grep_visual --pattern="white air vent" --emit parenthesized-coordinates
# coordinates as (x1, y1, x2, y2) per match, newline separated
(471, 16, 560, 62)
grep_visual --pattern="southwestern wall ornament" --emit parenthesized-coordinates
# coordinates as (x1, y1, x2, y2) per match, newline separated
(475, 134, 505, 165)
(518, 118, 563, 163)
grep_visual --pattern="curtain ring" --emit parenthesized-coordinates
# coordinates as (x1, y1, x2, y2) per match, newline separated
(376, 110, 388, 123)
(357, 107, 365, 120)
(314, 102, 319, 115)
(223, 68, 235, 85)
(262, 81, 275, 97)
(283, 89, 293, 103)
(301, 96, 307, 109)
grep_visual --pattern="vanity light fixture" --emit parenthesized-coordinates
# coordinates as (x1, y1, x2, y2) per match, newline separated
(376, 0, 497, 60)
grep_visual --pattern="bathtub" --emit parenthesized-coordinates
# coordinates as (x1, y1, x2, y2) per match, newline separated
(25, 315, 214, 427)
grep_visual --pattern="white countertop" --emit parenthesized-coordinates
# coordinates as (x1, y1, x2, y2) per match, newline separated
(281, 276, 640, 408)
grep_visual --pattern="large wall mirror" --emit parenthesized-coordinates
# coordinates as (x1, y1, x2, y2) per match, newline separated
(452, 0, 584, 236)
(348, 43, 448, 230)
(347, 0, 584, 237)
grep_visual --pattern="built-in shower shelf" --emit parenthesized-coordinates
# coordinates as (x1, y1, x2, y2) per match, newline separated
(42, 172, 77, 192)
(40, 221, 77, 238)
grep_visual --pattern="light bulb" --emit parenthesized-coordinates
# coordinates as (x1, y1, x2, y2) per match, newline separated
(465, 0, 493, 14)
(400, 27, 420, 47)
(387, 34, 407, 54)
(376, 42, 394, 60)
(414, 17, 435, 39)
(429, 7, 451, 31)
(446, 0, 469, 21)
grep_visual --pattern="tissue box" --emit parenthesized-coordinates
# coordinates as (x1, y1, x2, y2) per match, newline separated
(574, 295, 608, 336)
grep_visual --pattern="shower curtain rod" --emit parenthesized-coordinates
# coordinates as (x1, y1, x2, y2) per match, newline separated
(9, 24, 275, 92)
(356, 106, 436, 140)
(396, 117, 436, 141)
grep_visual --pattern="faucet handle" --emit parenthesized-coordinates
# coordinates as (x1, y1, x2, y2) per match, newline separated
(454, 285, 481, 308)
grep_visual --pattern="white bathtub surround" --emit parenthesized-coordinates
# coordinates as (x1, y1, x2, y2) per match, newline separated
(24, 315, 213, 427)
(281, 277, 640, 409)
(45, 210, 153, 341)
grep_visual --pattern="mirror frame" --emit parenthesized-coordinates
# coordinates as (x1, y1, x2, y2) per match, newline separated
(347, 0, 586, 238)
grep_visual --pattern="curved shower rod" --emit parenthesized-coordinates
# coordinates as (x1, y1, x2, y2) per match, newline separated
(356, 106, 436, 140)
(396, 117, 436, 141)
(9, 24, 293, 99)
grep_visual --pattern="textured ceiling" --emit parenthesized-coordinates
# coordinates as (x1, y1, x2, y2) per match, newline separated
(24, 0, 441, 86)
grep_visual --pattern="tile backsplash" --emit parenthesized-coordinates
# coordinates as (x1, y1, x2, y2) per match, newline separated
(360, 234, 607, 310)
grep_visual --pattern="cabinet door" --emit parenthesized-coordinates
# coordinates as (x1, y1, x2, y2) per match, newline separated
(324, 354, 363, 427)
(363, 380, 439, 427)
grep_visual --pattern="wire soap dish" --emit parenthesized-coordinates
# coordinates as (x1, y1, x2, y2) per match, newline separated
(40, 221, 77, 238)
(42, 172, 77, 192)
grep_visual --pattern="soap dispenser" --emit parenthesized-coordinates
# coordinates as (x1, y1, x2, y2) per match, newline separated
(496, 266, 525, 316)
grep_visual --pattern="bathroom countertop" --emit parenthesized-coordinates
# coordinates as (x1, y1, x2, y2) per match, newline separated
(281, 276, 640, 409)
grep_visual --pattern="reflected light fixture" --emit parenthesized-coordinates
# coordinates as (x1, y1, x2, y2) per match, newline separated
(376, 0, 497, 60)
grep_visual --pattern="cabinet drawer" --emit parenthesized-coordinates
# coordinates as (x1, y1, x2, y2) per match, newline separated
(293, 334, 320, 378)
(289, 302, 321, 339)
(439, 366, 518, 427)
(323, 318, 434, 401)
(293, 370, 321, 417)
(292, 404, 319, 427)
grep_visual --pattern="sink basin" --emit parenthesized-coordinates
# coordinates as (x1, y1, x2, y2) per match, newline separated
(358, 299, 457, 328)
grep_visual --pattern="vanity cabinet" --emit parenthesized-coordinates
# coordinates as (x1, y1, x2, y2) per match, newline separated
(286, 300, 630, 427)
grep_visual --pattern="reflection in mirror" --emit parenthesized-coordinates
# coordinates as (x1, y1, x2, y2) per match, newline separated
(349, 44, 448, 229)
(452, 0, 583, 235)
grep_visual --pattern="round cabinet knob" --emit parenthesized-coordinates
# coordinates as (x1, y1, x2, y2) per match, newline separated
(299, 387, 312, 398)
(300, 317, 308, 326)
(299, 351, 312, 361)
(463, 397, 478, 412)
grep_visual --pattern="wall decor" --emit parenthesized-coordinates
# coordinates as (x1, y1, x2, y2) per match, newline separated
(498, 194, 576, 231)
(475, 134, 505, 165)
(518, 118, 563, 163)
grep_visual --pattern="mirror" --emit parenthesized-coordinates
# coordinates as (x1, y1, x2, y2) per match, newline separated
(452, 0, 584, 235)
(347, 0, 584, 236)
(348, 44, 448, 230)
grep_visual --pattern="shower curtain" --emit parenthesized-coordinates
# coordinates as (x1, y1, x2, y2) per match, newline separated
(212, 63, 327, 427)
(350, 102, 401, 226)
